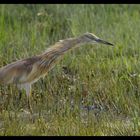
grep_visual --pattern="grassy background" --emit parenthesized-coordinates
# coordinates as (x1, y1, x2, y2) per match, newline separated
(0, 4, 140, 135)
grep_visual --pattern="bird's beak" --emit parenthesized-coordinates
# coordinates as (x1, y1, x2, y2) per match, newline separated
(95, 38, 114, 46)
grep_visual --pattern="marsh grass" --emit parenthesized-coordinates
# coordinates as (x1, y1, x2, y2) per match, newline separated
(0, 4, 140, 135)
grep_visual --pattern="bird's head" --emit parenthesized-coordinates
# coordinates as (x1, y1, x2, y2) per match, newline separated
(78, 32, 114, 46)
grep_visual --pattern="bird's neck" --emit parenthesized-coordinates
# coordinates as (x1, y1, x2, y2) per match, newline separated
(38, 37, 83, 72)
(43, 37, 83, 57)
(57, 37, 83, 52)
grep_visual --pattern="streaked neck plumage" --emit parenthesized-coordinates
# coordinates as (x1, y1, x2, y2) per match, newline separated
(38, 37, 84, 73)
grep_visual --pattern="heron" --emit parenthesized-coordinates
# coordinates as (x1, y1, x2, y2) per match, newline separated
(0, 32, 114, 113)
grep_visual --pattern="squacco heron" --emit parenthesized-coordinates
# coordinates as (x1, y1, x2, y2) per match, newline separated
(0, 32, 114, 113)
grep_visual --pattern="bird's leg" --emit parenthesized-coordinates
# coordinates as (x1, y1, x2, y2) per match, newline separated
(24, 84, 33, 114)
(15, 90, 23, 109)
(18, 90, 22, 101)
(27, 93, 33, 114)
(17, 83, 33, 114)
(15, 85, 23, 108)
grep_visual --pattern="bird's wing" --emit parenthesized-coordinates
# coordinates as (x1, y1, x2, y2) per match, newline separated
(0, 56, 40, 84)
